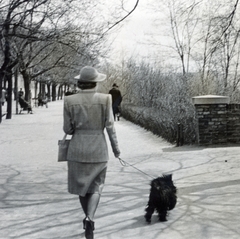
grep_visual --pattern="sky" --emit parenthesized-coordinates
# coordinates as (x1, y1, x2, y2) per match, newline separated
(107, 0, 164, 63)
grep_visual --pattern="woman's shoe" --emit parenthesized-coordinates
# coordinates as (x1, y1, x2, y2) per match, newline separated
(85, 218, 95, 239)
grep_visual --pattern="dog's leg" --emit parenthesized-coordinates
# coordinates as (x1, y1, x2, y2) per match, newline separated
(145, 205, 154, 223)
(158, 210, 167, 222)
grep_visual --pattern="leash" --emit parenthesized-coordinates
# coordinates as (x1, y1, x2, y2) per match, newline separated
(118, 157, 155, 179)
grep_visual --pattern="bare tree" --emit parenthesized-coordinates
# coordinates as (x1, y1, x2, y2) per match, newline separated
(194, 0, 240, 95)
(164, 0, 201, 75)
(147, 0, 240, 98)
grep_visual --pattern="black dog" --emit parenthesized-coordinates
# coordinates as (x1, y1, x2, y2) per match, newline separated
(145, 174, 177, 223)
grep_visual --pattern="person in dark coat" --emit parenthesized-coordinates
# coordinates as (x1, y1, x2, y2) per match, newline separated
(63, 66, 120, 239)
(108, 83, 122, 121)
(1, 88, 6, 106)
(18, 88, 24, 98)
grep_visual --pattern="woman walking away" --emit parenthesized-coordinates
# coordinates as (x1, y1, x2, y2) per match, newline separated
(63, 66, 121, 239)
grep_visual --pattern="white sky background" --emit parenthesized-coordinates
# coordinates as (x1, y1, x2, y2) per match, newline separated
(105, 0, 169, 64)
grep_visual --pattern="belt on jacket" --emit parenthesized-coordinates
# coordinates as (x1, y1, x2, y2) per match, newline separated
(74, 129, 104, 135)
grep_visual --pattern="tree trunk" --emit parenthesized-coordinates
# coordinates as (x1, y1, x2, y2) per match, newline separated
(57, 85, 62, 100)
(0, 36, 11, 123)
(47, 83, 51, 101)
(21, 69, 31, 102)
(52, 83, 57, 101)
(0, 82, 2, 123)
(6, 68, 12, 119)
(14, 69, 19, 114)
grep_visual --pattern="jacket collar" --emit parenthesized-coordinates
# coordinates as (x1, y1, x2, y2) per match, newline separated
(78, 88, 97, 93)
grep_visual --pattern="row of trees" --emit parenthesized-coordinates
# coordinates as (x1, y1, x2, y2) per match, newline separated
(0, 0, 140, 122)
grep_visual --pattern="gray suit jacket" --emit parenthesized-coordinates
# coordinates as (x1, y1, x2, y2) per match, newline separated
(63, 89, 120, 163)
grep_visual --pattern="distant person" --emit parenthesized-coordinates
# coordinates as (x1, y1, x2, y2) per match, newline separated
(65, 85, 78, 96)
(18, 88, 24, 98)
(18, 96, 33, 114)
(38, 94, 48, 108)
(38, 94, 43, 106)
(65, 87, 75, 96)
(63, 66, 120, 239)
(72, 84, 78, 94)
(1, 88, 7, 106)
(65, 90, 74, 96)
(108, 83, 122, 121)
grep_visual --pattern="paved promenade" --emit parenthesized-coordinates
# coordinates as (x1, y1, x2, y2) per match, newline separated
(0, 100, 240, 239)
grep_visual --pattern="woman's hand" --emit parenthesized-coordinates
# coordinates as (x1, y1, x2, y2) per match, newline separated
(115, 153, 120, 158)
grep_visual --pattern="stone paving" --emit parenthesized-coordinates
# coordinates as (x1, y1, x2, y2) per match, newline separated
(0, 100, 240, 239)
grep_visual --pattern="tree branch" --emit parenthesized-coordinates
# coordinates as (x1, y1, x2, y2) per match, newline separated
(103, 0, 140, 35)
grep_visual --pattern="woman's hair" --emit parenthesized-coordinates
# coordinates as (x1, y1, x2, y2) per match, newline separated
(77, 82, 97, 90)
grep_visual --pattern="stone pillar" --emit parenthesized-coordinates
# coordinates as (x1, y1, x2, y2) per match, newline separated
(192, 95, 230, 145)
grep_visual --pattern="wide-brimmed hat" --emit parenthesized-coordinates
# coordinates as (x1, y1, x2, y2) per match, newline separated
(74, 66, 106, 82)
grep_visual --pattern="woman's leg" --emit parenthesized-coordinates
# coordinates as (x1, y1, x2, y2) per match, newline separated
(79, 193, 100, 220)
(80, 193, 100, 238)
(86, 193, 100, 220)
(79, 196, 88, 216)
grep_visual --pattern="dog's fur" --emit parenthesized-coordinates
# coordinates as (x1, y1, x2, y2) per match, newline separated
(145, 174, 177, 223)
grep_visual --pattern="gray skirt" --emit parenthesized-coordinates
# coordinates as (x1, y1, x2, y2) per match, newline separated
(68, 161, 108, 197)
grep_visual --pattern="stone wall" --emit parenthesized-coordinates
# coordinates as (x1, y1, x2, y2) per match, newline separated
(193, 95, 240, 145)
(194, 104, 228, 145)
(227, 104, 240, 144)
